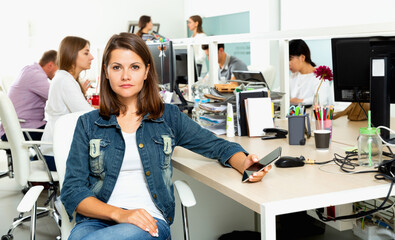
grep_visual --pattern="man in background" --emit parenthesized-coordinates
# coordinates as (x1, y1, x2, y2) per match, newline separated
(202, 43, 248, 80)
(0, 50, 58, 141)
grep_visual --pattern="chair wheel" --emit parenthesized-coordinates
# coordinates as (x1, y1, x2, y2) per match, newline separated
(1, 234, 13, 240)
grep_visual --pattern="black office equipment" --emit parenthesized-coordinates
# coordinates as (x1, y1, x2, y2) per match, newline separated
(147, 42, 192, 112)
(242, 147, 282, 182)
(128, 22, 160, 34)
(233, 70, 270, 90)
(261, 128, 288, 140)
(332, 36, 395, 141)
(275, 156, 305, 168)
(146, 41, 175, 90)
(174, 49, 198, 85)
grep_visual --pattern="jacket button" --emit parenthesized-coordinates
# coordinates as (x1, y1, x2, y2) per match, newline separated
(168, 217, 172, 222)
(146, 171, 151, 176)
(153, 194, 157, 199)
(138, 143, 144, 148)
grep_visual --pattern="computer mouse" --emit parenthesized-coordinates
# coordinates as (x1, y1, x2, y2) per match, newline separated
(275, 156, 305, 168)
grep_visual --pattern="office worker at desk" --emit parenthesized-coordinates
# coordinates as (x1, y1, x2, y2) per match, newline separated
(187, 15, 208, 76)
(136, 15, 156, 40)
(289, 39, 332, 106)
(202, 43, 248, 80)
(0, 50, 58, 141)
(61, 33, 270, 240)
(40, 36, 94, 171)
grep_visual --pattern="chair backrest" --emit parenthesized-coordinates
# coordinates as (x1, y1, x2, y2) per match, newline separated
(0, 92, 31, 186)
(53, 111, 88, 239)
(0, 78, 8, 94)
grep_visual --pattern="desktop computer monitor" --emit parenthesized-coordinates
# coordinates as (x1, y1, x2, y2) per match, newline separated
(232, 70, 270, 90)
(332, 36, 395, 140)
(174, 49, 198, 85)
(146, 41, 175, 91)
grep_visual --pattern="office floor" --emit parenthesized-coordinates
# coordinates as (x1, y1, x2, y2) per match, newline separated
(0, 150, 360, 240)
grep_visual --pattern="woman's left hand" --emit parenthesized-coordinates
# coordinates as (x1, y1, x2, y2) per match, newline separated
(243, 154, 272, 183)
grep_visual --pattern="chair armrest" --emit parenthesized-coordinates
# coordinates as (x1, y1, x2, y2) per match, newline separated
(174, 180, 196, 208)
(21, 128, 45, 133)
(22, 140, 52, 146)
(0, 141, 10, 149)
(17, 186, 44, 213)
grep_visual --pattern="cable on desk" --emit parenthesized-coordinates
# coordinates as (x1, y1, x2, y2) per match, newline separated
(311, 151, 376, 173)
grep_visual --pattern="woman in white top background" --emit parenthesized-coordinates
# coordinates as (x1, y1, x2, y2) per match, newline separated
(41, 36, 94, 171)
(289, 39, 333, 106)
(187, 15, 208, 76)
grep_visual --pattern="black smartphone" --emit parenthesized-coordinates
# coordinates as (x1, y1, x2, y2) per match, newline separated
(242, 147, 282, 182)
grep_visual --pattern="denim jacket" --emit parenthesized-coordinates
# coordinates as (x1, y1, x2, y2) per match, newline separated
(61, 104, 247, 225)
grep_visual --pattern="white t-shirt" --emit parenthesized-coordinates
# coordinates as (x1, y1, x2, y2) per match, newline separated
(107, 132, 165, 221)
(289, 72, 333, 106)
(192, 32, 208, 76)
(41, 70, 93, 156)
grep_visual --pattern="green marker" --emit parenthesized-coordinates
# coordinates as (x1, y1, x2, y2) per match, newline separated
(295, 106, 300, 116)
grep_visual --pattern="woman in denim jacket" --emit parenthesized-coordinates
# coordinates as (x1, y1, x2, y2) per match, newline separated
(61, 33, 271, 240)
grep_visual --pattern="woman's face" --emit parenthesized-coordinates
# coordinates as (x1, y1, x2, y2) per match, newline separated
(105, 49, 149, 103)
(146, 20, 153, 31)
(75, 43, 94, 71)
(289, 55, 304, 73)
(187, 18, 197, 31)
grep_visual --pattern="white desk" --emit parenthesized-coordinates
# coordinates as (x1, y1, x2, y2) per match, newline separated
(172, 134, 394, 240)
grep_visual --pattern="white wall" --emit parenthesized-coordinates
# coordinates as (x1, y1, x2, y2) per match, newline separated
(282, 0, 395, 118)
(0, 0, 185, 82)
(281, 0, 395, 30)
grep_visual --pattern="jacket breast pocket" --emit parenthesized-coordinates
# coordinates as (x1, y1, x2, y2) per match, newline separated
(89, 139, 109, 175)
(152, 135, 175, 169)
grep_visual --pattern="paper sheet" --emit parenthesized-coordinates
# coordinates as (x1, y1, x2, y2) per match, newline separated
(245, 98, 274, 137)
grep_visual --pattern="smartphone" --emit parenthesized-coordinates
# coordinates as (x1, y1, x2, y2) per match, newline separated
(242, 147, 282, 182)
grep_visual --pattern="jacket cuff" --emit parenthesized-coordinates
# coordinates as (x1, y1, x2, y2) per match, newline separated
(221, 144, 249, 168)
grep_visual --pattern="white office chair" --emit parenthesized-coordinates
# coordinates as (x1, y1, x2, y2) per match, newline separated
(0, 77, 8, 94)
(53, 111, 196, 240)
(0, 91, 60, 240)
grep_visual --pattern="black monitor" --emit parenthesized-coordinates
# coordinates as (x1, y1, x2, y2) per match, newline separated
(128, 22, 160, 34)
(146, 41, 175, 91)
(332, 36, 395, 140)
(146, 42, 192, 110)
(174, 49, 198, 85)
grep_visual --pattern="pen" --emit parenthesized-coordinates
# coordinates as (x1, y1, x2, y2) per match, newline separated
(317, 107, 321, 121)
(295, 106, 300, 116)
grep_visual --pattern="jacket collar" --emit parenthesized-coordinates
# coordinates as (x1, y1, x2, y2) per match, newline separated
(94, 112, 164, 128)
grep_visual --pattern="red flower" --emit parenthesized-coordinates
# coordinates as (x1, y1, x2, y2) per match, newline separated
(314, 65, 333, 81)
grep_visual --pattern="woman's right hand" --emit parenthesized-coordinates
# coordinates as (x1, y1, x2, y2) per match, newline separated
(80, 79, 91, 96)
(113, 208, 159, 237)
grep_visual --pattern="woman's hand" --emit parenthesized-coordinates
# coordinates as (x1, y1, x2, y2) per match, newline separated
(290, 97, 303, 105)
(228, 152, 272, 183)
(243, 154, 271, 182)
(112, 208, 159, 237)
(80, 79, 91, 96)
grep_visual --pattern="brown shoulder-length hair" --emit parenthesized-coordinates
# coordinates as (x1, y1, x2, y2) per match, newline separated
(99, 32, 164, 119)
(189, 15, 204, 34)
(57, 36, 90, 75)
(136, 15, 151, 38)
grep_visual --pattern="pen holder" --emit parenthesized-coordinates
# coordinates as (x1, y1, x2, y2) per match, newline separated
(287, 115, 306, 145)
